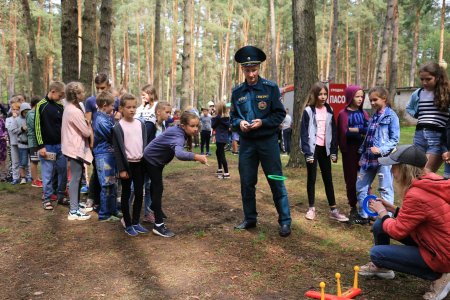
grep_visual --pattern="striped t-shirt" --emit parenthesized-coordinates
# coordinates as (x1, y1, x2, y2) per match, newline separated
(417, 90, 449, 128)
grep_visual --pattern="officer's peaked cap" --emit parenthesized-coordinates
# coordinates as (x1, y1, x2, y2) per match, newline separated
(234, 46, 266, 67)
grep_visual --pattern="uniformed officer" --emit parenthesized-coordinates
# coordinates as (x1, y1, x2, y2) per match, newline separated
(230, 45, 291, 237)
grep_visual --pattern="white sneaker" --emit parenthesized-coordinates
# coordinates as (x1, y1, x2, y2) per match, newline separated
(68, 210, 91, 221)
(358, 262, 395, 279)
(79, 202, 93, 212)
(305, 207, 316, 220)
(86, 198, 94, 208)
(423, 273, 450, 300)
(20, 178, 26, 184)
(330, 209, 349, 222)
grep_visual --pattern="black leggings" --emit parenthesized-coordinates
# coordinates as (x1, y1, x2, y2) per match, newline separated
(120, 161, 144, 227)
(216, 142, 228, 173)
(306, 146, 336, 207)
(145, 161, 165, 224)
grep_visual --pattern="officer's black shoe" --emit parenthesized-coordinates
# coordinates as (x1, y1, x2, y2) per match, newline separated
(279, 224, 291, 237)
(234, 220, 257, 230)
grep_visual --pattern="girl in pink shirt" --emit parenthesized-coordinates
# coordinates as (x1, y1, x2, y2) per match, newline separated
(300, 82, 348, 222)
(112, 93, 148, 237)
(61, 82, 93, 221)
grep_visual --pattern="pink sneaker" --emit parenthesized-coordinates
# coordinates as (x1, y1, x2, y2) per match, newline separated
(143, 212, 155, 223)
(305, 207, 316, 220)
(358, 262, 395, 279)
(330, 209, 349, 222)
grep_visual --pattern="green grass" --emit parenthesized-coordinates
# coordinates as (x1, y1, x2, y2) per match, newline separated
(399, 126, 416, 144)
(0, 183, 17, 193)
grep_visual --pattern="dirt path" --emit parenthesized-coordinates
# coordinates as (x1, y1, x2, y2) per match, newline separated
(0, 158, 429, 299)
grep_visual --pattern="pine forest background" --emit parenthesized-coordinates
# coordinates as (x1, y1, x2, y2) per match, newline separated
(0, 0, 449, 110)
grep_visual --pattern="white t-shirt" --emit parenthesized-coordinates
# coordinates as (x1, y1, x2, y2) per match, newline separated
(281, 114, 292, 130)
(315, 106, 327, 147)
(135, 101, 158, 124)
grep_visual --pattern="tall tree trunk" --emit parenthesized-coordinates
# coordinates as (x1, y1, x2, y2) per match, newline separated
(276, 21, 281, 83)
(122, 30, 130, 90)
(170, 0, 178, 106)
(136, 15, 141, 90)
(61, 0, 79, 83)
(36, 0, 44, 47)
(144, 26, 151, 84)
(110, 39, 116, 87)
(388, 0, 399, 103)
(375, 0, 394, 86)
(98, 0, 112, 75)
(180, 0, 193, 110)
(154, 0, 162, 95)
(46, 0, 54, 88)
(345, 19, 349, 84)
(288, 0, 318, 168)
(319, 1, 327, 81)
(372, 27, 383, 86)
(150, 26, 154, 84)
(21, 0, 44, 96)
(409, 7, 422, 87)
(366, 27, 373, 88)
(77, 0, 82, 76)
(356, 29, 361, 85)
(190, 4, 196, 106)
(7, 3, 17, 99)
(219, 0, 234, 102)
(80, 0, 97, 96)
(438, 0, 445, 63)
(328, 0, 338, 82)
(269, 0, 277, 82)
(325, 3, 332, 80)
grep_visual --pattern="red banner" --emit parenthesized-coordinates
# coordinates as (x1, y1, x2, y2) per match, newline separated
(328, 83, 347, 122)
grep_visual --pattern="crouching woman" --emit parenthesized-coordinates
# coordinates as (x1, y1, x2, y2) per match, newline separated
(359, 144, 450, 300)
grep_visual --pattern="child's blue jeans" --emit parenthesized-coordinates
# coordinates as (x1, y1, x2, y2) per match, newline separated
(95, 153, 117, 219)
(356, 165, 394, 218)
(18, 147, 29, 169)
(40, 144, 67, 202)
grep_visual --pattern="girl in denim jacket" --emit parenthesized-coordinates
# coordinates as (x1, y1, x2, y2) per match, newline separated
(353, 87, 400, 225)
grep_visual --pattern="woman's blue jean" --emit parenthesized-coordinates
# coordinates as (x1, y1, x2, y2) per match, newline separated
(370, 219, 440, 281)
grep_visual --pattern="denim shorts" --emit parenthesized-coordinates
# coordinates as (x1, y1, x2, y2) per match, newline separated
(413, 128, 445, 155)
(18, 147, 29, 168)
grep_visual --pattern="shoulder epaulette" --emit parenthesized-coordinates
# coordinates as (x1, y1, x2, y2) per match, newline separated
(232, 83, 244, 92)
(262, 80, 276, 87)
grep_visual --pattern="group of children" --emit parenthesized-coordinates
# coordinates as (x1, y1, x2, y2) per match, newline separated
(0, 95, 42, 187)
(300, 61, 449, 225)
(0, 74, 228, 238)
